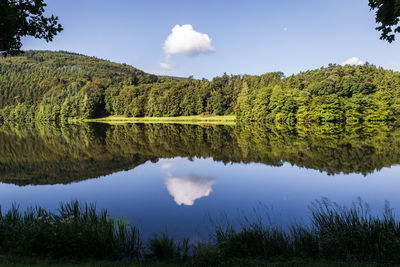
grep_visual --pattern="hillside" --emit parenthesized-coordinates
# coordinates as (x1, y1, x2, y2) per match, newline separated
(0, 50, 158, 121)
(0, 50, 281, 122)
(236, 64, 400, 124)
(1, 50, 400, 124)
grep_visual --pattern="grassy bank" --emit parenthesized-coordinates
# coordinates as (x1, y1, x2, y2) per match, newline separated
(84, 115, 236, 125)
(0, 199, 399, 266)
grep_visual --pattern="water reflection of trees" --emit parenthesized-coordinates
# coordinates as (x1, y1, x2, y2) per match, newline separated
(1, 121, 399, 185)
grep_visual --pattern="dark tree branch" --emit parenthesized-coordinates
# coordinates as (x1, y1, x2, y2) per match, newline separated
(369, 0, 400, 43)
(0, 0, 63, 56)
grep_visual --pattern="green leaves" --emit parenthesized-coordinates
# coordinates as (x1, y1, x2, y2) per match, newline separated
(0, 0, 63, 56)
(369, 0, 400, 43)
(1, 51, 400, 126)
(236, 64, 400, 124)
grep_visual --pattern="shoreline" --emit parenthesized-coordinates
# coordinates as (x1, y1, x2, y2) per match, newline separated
(84, 115, 236, 125)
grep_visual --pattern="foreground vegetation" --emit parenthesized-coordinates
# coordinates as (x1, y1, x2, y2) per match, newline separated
(0, 199, 399, 266)
(0, 256, 385, 267)
(1, 50, 400, 125)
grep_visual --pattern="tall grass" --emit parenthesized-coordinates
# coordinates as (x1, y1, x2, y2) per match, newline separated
(311, 198, 400, 262)
(0, 201, 141, 260)
(206, 198, 400, 265)
(145, 234, 189, 262)
(1, 199, 400, 265)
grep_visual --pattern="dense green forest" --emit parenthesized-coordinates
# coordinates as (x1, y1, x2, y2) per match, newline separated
(236, 63, 400, 124)
(1, 121, 399, 185)
(1, 50, 400, 124)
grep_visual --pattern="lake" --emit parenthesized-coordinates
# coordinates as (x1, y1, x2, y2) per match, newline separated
(1, 122, 400, 240)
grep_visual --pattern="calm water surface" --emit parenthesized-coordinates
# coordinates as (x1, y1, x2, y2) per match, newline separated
(1, 122, 400, 240)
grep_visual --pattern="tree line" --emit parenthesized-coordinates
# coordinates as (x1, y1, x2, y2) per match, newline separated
(236, 63, 400, 124)
(1, 50, 400, 125)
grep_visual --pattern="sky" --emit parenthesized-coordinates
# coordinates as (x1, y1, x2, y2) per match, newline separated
(22, 0, 400, 79)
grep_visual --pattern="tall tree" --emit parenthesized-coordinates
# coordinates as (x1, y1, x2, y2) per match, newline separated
(369, 0, 400, 42)
(0, 0, 63, 56)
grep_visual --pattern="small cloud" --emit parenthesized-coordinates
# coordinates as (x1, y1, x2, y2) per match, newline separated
(165, 175, 216, 206)
(160, 62, 172, 70)
(161, 161, 174, 170)
(163, 24, 215, 57)
(161, 161, 175, 176)
(283, 27, 288, 31)
(342, 57, 364, 66)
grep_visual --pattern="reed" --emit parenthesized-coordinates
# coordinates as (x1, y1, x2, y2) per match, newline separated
(200, 198, 400, 265)
(1, 199, 400, 266)
(0, 201, 141, 260)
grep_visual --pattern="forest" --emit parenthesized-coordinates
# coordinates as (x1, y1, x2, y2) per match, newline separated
(1, 50, 400, 125)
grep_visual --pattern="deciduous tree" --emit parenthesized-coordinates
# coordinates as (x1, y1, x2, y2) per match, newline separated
(0, 0, 63, 56)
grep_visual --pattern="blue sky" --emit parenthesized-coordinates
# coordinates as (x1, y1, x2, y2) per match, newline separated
(22, 0, 400, 79)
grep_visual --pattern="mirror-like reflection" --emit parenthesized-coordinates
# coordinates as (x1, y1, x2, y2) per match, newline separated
(1, 122, 400, 239)
(1, 121, 400, 186)
(166, 175, 216, 206)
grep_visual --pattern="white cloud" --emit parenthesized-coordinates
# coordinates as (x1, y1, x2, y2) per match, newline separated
(283, 27, 288, 32)
(342, 57, 364, 66)
(160, 161, 175, 176)
(160, 62, 172, 70)
(163, 24, 215, 57)
(165, 175, 216, 206)
(161, 161, 174, 170)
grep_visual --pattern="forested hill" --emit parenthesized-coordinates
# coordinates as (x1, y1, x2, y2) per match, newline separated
(236, 63, 400, 124)
(0, 50, 159, 121)
(0, 50, 281, 122)
(1, 50, 400, 124)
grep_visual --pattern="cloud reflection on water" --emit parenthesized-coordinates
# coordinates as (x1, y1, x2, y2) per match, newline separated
(165, 175, 216, 206)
